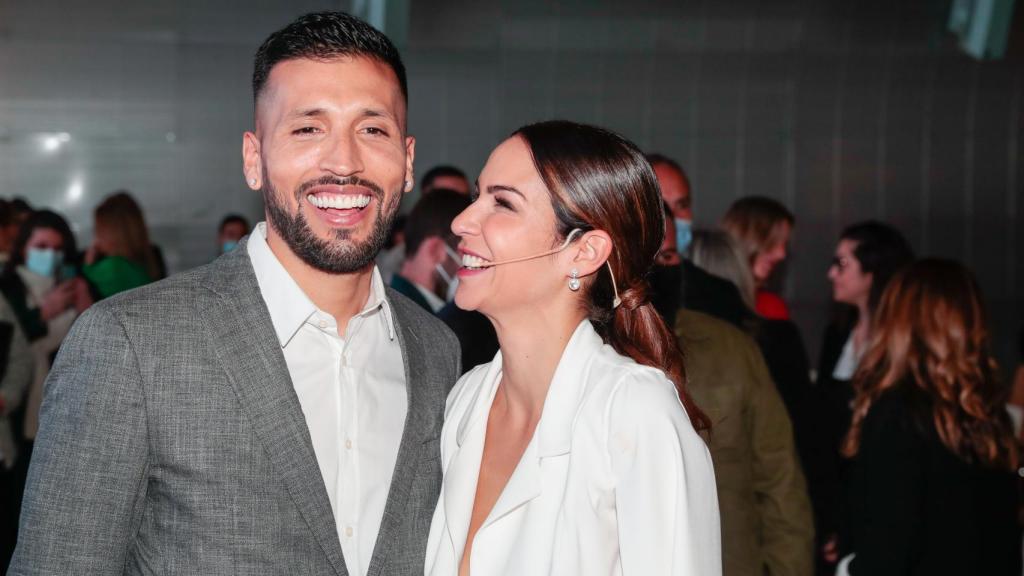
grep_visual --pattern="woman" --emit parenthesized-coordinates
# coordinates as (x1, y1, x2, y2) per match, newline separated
(84, 191, 161, 298)
(720, 196, 794, 320)
(425, 121, 720, 576)
(0, 210, 91, 445)
(814, 222, 914, 571)
(837, 259, 1021, 575)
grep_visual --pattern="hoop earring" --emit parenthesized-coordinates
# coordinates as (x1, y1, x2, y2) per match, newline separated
(568, 268, 581, 291)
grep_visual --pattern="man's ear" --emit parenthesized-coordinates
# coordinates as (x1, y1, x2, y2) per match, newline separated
(403, 136, 416, 193)
(242, 131, 262, 190)
(566, 230, 613, 279)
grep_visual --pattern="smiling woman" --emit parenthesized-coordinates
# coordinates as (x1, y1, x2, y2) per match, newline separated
(426, 120, 721, 576)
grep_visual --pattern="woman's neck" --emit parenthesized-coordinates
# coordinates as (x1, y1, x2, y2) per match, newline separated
(853, 300, 872, 351)
(489, 306, 587, 420)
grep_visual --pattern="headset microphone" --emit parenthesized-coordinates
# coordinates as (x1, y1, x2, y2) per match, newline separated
(471, 228, 622, 308)
(480, 229, 583, 267)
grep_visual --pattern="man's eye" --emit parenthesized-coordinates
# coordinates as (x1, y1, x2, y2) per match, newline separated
(364, 127, 389, 136)
(293, 127, 319, 135)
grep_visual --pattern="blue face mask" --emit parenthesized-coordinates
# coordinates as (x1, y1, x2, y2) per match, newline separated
(674, 218, 693, 254)
(25, 248, 63, 278)
(221, 240, 239, 254)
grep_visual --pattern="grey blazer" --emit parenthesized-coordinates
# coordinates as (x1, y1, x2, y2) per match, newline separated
(8, 238, 460, 576)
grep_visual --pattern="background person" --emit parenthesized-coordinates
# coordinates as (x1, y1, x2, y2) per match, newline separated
(721, 196, 794, 320)
(83, 191, 161, 298)
(836, 259, 1021, 575)
(217, 213, 250, 255)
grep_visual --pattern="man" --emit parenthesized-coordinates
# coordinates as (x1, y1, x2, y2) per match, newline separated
(419, 165, 469, 196)
(647, 153, 754, 330)
(647, 153, 692, 252)
(10, 12, 459, 576)
(390, 189, 467, 313)
(216, 213, 250, 255)
(655, 209, 815, 576)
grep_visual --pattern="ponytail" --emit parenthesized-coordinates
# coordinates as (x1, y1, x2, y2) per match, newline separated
(602, 280, 711, 432)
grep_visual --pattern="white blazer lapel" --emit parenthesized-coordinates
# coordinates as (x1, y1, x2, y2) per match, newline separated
(442, 356, 504, 564)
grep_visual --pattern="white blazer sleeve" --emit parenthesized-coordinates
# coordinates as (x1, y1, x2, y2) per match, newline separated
(608, 371, 722, 576)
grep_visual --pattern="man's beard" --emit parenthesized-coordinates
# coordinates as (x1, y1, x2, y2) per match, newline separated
(263, 173, 402, 274)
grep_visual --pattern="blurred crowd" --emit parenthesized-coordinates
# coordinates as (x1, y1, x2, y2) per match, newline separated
(2, 153, 1023, 575)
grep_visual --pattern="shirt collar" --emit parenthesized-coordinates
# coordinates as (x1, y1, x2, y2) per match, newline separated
(248, 222, 396, 347)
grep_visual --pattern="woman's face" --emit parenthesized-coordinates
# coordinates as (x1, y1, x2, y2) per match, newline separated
(828, 238, 872, 306)
(24, 227, 64, 258)
(751, 221, 790, 284)
(450, 136, 565, 315)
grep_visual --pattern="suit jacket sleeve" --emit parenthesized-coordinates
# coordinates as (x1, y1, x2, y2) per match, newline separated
(745, 343, 815, 576)
(10, 305, 149, 576)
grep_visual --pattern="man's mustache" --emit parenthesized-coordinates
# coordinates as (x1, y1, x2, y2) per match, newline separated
(295, 175, 385, 199)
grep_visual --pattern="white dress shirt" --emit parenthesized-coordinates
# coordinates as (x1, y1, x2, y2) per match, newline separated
(249, 223, 407, 576)
(425, 319, 721, 576)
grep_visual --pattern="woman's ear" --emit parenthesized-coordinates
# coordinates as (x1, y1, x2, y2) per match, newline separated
(568, 230, 613, 279)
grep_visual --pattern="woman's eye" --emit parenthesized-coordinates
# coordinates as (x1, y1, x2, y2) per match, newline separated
(495, 197, 514, 210)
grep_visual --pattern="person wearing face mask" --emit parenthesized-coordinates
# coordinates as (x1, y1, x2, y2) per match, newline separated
(217, 213, 250, 256)
(646, 154, 756, 332)
(0, 210, 91, 546)
(652, 212, 814, 576)
(389, 189, 469, 313)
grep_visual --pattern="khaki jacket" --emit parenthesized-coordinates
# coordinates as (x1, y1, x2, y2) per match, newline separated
(676, 309, 814, 576)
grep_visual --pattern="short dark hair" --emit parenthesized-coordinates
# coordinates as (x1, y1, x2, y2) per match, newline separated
(420, 165, 468, 193)
(218, 214, 250, 234)
(403, 189, 470, 258)
(645, 153, 691, 189)
(252, 11, 407, 104)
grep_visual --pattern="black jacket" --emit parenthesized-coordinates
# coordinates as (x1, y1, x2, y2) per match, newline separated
(840, 385, 1021, 576)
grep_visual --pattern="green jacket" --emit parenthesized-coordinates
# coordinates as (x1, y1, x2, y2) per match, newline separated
(676, 309, 814, 576)
(83, 256, 152, 300)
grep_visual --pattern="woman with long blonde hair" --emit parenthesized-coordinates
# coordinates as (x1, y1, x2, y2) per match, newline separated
(83, 191, 160, 298)
(837, 259, 1021, 576)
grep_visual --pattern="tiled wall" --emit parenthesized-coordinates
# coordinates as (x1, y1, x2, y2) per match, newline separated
(1, 0, 1022, 371)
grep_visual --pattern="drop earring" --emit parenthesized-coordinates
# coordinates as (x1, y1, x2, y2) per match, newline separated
(568, 268, 581, 291)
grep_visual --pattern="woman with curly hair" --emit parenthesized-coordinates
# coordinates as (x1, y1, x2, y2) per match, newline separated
(836, 259, 1021, 576)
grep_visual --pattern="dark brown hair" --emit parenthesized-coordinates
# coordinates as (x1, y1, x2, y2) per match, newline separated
(842, 259, 1018, 471)
(514, 120, 709, 431)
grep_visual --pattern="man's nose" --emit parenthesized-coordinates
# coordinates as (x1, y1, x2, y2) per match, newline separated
(320, 133, 364, 176)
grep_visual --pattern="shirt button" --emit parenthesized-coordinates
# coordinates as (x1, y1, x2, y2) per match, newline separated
(345, 526, 354, 537)
(345, 439, 353, 450)
(318, 319, 328, 329)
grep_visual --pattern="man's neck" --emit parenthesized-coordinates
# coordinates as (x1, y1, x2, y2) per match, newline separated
(265, 229, 372, 335)
(398, 256, 437, 295)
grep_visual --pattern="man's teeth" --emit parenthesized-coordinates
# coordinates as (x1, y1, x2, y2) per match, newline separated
(461, 254, 490, 269)
(307, 194, 371, 209)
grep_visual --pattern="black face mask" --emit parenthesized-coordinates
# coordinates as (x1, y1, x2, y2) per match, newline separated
(649, 263, 684, 325)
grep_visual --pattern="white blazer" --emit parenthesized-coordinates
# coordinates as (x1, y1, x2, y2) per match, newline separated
(425, 320, 721, 576)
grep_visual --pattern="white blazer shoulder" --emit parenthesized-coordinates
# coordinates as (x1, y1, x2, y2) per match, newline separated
(426, 320, 721, 576)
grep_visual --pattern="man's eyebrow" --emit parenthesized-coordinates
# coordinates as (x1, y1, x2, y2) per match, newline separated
(287, 107, 327, 119)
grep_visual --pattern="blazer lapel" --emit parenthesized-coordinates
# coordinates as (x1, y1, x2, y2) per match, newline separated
(203, 244, 347, 576)
(365, 295, 444, 576)
(442, 357, 504, 563)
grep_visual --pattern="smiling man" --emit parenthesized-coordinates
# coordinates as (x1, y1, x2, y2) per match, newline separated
(9, 12, 459, 576)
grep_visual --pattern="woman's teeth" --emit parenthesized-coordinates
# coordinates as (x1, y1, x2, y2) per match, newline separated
(461, 254, 490, 270)
(307, 194, 371, 209)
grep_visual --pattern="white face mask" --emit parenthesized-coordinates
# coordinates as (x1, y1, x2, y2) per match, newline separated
(436, 244, 461, 302)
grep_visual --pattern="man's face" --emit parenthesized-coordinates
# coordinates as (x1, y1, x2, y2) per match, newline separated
(653, 163, 692, 221)
(243, 56, 415, 273)
(219, 221, 248, 245)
